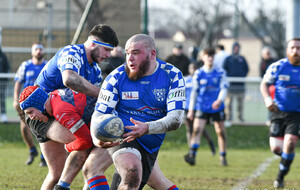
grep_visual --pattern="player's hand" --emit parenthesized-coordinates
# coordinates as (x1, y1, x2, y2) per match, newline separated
(187, 110, 194, 121)
(264, 96, 278, 112)
(212, 99, 222, 110)
(97, 140, 120, 149)
(123, 118, 148, 142)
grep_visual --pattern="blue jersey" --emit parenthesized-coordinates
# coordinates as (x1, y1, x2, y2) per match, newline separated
(263, 58, 300, 112)
(14, 59, 47, 88)
(95, 59, 186, 153)
(191, 66, 228, 113)
(184, 75, 193, 110)
(35, 44, 102, 93)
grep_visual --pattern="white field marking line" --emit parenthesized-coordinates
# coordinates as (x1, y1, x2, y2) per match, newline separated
(232, 155, 279, 190)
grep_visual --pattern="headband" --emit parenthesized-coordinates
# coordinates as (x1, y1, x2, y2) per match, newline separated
(92, 40, 114, 49)
(19, 86, 48, 112)
(31, 44, 44, 52)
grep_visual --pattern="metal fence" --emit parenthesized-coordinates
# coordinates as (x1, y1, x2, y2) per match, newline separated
(0, 74, 268, 125)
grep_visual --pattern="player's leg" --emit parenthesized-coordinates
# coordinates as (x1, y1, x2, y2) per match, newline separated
(184, 114, 207, 165)
(20, 120, 38, 165)
(202, 128, 216, 155)
(274, 133, 298, 188)
(213, 120, 227, 166)
(82, 147, 112, 190)
(237, 91, 245, 122)
(54, 148, 92, 190)
(184, 110, 194, 147)
(147, 160, 179, 190)
(40, 140, 67, 190)
(269, 136, 283, 156)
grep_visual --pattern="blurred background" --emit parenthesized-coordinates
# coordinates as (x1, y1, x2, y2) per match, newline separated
(0, 0, 299, 124)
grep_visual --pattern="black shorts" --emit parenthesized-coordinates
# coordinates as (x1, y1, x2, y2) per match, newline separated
(25, 113, 55, 143)
(269, 110, 300, 137)
(108, 140, 158, 189)
(195, 109, 226, 122)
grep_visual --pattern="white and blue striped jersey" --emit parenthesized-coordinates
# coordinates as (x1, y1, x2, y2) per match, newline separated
(35, 44, 102, 93)
(14, 59, 47, 89)
(191, 66, 228, 113)
(95, 59, 186, 153)
(263, 58, 300, 112)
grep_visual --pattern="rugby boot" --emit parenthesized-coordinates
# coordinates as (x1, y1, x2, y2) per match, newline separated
(184, 154, 195, 166)
(25, 149, 38, 165)
(39, 158, 47, 167)
(220, 156, 228, 166)
(273, 179, 284, 188)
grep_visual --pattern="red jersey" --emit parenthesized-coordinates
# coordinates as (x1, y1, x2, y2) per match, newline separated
(50, 88, 97, 152)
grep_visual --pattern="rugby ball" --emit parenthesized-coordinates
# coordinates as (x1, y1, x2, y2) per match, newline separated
(91, 114, 124, 142)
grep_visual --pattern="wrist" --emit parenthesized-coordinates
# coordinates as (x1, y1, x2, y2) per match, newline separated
(264, 96, 273, 107)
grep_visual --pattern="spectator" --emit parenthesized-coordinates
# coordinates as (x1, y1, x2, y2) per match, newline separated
(259, 46, 276, 78)
(165, 42, 190, 76)
(13, 42, 47, 166)
(214, 44, 229, 68)
(223, 42, 249, 125)
(0, 45, 10, 123)
(260, 37, 300, 188)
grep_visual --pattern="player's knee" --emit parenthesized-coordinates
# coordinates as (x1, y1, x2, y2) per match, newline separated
(123, 167, 140, 188)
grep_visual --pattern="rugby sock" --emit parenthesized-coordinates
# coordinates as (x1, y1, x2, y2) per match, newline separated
(220, 152, 226, 157)
(57, 180, 70, 189)
(189, 144, 199, 158)
(168, 184, 179, 190)
(88, 175, 109, 190)
(40, 153, 44, 159)
(29, 147, 37, 153)
(276, 152, 295, 180)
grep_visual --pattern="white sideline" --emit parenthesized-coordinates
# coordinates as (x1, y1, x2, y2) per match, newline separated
(231, 155, 279, 190)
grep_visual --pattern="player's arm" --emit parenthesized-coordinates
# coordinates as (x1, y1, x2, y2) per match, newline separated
(62, 70, 100, 98)
(13, 81, 22, 109)
(187, 71, 200, 120)
(260, 64, 278, 112)
(212, 70, 228, 110)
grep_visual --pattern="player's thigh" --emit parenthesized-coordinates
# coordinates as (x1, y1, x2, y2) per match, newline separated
(40, 140, 67, 176)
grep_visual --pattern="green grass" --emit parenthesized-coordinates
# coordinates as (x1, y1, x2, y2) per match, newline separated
(1, 123, 300, 190)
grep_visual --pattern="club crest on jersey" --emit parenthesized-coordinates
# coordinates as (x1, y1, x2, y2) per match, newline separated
(153, 89, 166, 102)
(122, 91, 139, 100)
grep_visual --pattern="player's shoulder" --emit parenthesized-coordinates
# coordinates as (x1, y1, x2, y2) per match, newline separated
(158, 59, 183, 78)
(214, 66, 226, 74)
(59, 44, 84, 57)
(268, 58, 288, 71)
(103, 64, 126, 85)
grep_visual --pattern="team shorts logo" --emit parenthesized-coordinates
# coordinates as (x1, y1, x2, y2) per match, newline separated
(153, 89, 166, 102)
(122, 91, 139, 100)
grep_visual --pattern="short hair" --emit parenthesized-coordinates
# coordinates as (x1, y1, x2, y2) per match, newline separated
(217, 44, 224, 50)
(287, 37, 300, 44)
(89, 24, 119, 47)
(126, 34, 155, 50)
(202, 48, 215, 56)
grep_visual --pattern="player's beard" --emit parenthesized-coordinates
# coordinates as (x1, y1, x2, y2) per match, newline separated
(288, 52, 300, 66)
(125, 56, 150, 81)
(36, 54, 44, 61)
(91, 48, 101, 63)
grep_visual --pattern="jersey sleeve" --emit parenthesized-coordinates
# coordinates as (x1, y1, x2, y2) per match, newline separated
(263, 60, 281, 84)
(166, 66, 186, 112)
(14, 61, 26, 83)
(57, 45, 82, 74)
(95, 71, 120, 114)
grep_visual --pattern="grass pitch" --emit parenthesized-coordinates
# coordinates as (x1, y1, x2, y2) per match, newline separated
(1, 123, 300, 190)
